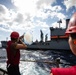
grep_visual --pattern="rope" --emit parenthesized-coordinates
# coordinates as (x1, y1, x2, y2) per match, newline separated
(20, 59, 71, 67)
(20, 59, 55, 64)
(20, 58, 61, 67)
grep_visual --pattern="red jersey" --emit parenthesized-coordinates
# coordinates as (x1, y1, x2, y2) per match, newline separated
(51, 66, 76, 75)
(6, 41, 20, 65)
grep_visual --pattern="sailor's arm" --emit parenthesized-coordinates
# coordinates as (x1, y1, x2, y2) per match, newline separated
(15, 39, 27, 49)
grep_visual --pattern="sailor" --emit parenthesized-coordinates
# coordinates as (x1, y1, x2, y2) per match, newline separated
(50, 12, 76, 75)
(6, 31, 27, 75)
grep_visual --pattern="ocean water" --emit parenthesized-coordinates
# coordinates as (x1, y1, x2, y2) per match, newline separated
(0, 49, 76, 75)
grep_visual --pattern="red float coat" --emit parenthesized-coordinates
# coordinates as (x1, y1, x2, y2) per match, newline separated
(6, 41, 20, 65)
(51, 66, 76, 75)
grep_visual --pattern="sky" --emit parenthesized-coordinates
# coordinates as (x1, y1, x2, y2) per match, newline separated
(0, 0, 76, 42)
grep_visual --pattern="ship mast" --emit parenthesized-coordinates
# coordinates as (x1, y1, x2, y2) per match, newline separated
(57, 19, 62, 28)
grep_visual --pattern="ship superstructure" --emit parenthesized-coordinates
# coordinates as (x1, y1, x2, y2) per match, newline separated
(27, 19, 70, 50)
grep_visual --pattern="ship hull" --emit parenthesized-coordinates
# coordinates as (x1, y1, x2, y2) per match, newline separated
(27, 40, 70, 51)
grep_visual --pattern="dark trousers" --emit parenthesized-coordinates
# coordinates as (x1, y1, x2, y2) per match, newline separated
(7, 65, 21, 75)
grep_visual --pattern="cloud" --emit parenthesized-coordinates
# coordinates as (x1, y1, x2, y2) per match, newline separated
(11, 0, 57, 20)
(63, 0, 76, 10)
(0, 4, 10, 22)
(0, 4, 35, 32)
(49, 12, 66, 20)
(10, 0, 54, 32)
(36, 0, 56, 9)
(0, 0, 75, 41)
(51, 6, 62, 12)
(36, 20, 49, 28)
(0, 4, 8, 14)
(11, 0, 37, 15)
(14, 13, 24, 23)
(0, 0, 66, 33)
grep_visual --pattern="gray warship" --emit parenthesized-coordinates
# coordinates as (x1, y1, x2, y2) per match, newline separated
(1, 19, 70, 50)
(26, 19, 70, 50)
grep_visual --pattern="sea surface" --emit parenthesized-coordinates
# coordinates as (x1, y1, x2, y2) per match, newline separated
(0, 48, 76, 75)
